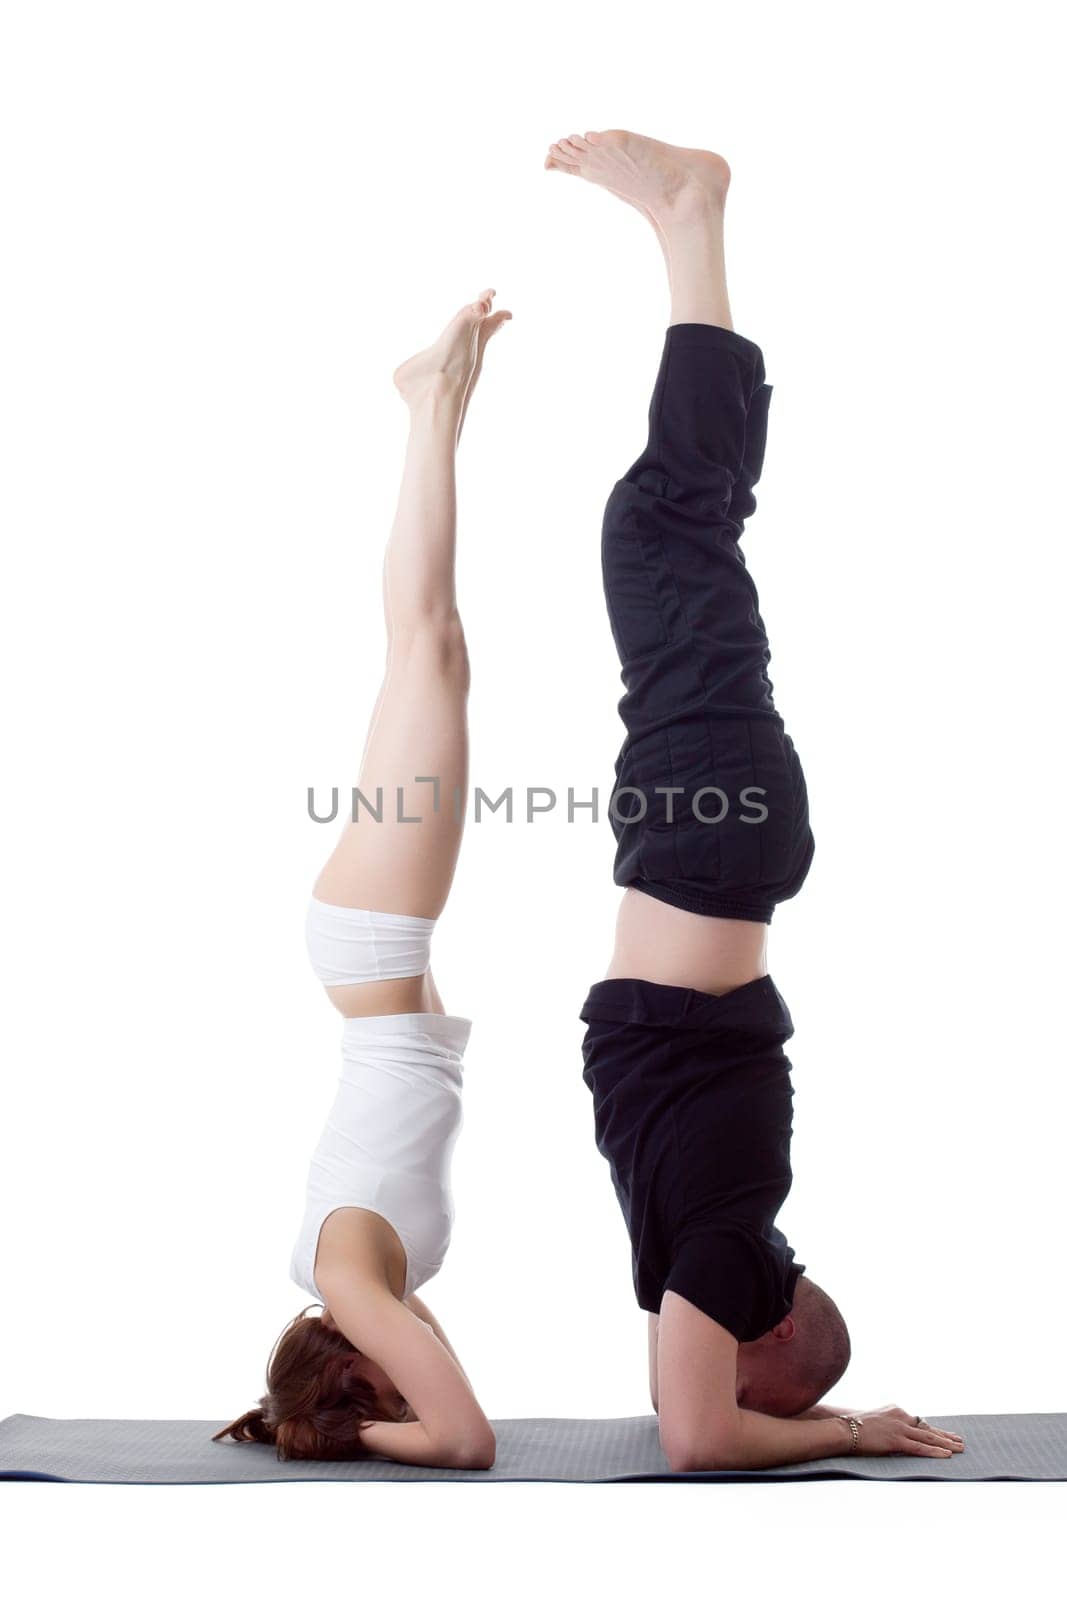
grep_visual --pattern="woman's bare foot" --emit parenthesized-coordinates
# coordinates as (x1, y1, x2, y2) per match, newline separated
(458, 299, 511, 440)
(393, 290, 511, 419)
(544, 130, 730, 229)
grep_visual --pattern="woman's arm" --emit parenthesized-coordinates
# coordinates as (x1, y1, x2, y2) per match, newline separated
(404, 1292, 470, 1381)
(357, 1418, 494, 1469)
(319, 1272, 495, 1470)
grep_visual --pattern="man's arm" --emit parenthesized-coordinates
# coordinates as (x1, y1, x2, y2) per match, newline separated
(656, 1292, 848, 1469)
(655, 1291, 963, 1471)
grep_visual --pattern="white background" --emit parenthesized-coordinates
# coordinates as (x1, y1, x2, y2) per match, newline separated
(2, 0, 1064, 1589)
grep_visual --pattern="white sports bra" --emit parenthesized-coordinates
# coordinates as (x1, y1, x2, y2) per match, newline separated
(303, 897, 438, 987)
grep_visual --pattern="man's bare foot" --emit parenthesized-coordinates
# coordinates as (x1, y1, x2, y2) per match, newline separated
(544, 130, 730, 230)
(393, 289, 511, 414)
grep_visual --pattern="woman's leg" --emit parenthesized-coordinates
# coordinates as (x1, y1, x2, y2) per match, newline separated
(313, 291, 510, 922)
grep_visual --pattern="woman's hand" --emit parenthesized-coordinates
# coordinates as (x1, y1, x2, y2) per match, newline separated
(851, 1405, 964, 1458)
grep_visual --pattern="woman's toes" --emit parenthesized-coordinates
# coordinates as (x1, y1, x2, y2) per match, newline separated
(456, 291, 491, 324)
(547, 140, 580, 169)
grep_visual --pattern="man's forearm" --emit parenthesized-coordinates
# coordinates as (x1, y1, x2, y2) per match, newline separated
(726, 1409, 853, 1469)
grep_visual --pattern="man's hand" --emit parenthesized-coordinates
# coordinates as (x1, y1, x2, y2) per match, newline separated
(852, 1405, 964, 1458)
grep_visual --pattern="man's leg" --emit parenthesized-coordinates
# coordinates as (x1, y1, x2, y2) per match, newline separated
(547, 131, 734, 326)
(549, 132, 810, 938)
(552, 133, 809, 1447)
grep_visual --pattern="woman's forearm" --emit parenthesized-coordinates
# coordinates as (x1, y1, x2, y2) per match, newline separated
(359, 1419, 495, 1470)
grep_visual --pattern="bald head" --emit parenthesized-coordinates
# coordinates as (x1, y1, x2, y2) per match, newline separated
(736, 1276, 851, 1417)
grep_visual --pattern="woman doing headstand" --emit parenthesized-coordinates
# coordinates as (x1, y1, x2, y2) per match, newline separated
(214, 291, 510, 1467)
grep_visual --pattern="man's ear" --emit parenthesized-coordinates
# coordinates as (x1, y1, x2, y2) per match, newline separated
(770, 1314, 796, 1343)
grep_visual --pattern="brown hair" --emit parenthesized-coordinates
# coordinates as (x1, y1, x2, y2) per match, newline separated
(212, 1305, 397, 1461)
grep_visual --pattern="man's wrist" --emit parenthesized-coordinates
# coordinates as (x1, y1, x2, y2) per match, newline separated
(833, 1414, 862, 1453)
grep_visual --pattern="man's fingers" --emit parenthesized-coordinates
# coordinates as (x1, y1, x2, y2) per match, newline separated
(905, 1428, 962, 1454)
(916, 1426, 964, 1450)
(903, 1411, 963, 1444)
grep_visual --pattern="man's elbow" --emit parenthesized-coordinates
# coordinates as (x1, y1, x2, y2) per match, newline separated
(659, 1423, 739, 1475)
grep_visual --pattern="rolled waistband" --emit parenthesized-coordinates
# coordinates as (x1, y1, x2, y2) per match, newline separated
(341, 1011, 472, 1052)
(580, 974, 793, 1039)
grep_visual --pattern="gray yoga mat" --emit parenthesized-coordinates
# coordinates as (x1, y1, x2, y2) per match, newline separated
(1, 1412, 1065, 1483)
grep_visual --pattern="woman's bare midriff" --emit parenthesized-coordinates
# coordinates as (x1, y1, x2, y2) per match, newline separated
(325, 968, 446, 1019)
(605, 888, 769, 996)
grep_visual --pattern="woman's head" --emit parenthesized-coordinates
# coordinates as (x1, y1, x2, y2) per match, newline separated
(213, 1304, 410, 1461)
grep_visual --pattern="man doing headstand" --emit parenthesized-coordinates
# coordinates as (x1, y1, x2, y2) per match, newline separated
(547, 129, 964, 1471)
